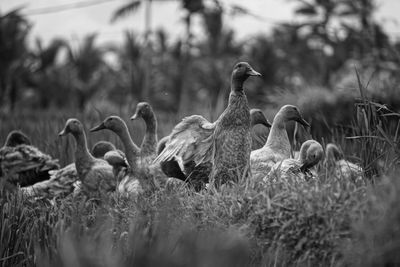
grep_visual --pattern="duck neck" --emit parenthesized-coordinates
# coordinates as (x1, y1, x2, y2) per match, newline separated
(231, 75, 246, 94)
(264, 113, 290, 154)
(298, 143, 308, 164)
(115, 125, 140, 169)
(141, 113, 158, 156)
(73, 131, 95, 172)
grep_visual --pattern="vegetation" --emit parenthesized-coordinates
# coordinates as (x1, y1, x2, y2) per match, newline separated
(1, 0, 400, 266)
(0, 86, 399, 266)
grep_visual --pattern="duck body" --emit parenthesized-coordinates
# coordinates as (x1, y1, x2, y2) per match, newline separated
(210, 62, 261, 187)
(334, 159, 363, 181)
(0, 142, 59, 187)
(59, 119, 116, 195)
(211, 91, 252, 186)
(21, 163, 77, 198)
(325, 143, 363, 182)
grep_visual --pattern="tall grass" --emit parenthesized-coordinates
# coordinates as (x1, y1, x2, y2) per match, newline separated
(1, 78, 400, 266)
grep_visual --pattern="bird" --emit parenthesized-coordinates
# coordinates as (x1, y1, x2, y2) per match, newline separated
(154, 108, 271, 190)
(267, 140, 324, 183)
(0, 130, 59, 187)
(131, 102, 158, 162)
(3, 130, 31, 147)
(58, 119, 116, 195)
(251, 105, 310, 180)
(90, 116, 158, 196)
(21, 141, 119, 198)
(101, 150, 144, 197)
(324, 143, 364, 182)
(91, 141, 117, 159)
(210, 62, 262, 187)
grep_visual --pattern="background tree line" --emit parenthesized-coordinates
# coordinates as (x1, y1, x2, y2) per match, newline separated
(0, 0, 399, 118)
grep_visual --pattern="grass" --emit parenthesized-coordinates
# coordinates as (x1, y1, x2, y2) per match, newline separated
(0, 84, 400, 266)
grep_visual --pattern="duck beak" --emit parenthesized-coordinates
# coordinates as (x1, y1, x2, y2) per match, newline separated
(58, 127, 68, 137)
(247, 68, 261, 77)
(261, 117, 272, 128)
(299, 162, 309, 173)
(90, 122, 106, 132)
(265, 119, 272, 128)
(130, 113, 138, 120)
(296, 117, 310, 127)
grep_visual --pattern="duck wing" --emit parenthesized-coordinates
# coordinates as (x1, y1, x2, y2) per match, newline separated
(153, 115, 215, 168)
(0, 145, 59, 186)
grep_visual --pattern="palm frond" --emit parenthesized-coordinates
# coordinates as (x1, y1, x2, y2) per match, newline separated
(110, 0, 142, 23)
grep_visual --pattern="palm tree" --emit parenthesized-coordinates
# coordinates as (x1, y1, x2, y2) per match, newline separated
(28, 38, 69, 108)
(0, 8, 30, 110)
(111, 0, 204, 101)
(66, 34, 106, 110)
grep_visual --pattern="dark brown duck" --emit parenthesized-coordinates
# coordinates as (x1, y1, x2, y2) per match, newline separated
(210, 62, 261, 187)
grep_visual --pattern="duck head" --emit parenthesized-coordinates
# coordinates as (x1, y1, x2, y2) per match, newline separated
(131, 102, 154, 121)
(324, 143, 343, 165)
(231, 62, 261, 91)
(4, 130, 31, 147)
(104, 150, 127, 168)
(299, 140, 324, 172)
(90, 116, 126, 134)
(91, 141, 116, 158)
(278, 105, 310, 127)
(250, 109, 272, 128)
(59, 119, 84, 136)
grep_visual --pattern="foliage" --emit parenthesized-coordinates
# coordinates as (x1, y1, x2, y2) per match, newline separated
(0, 82, 399, 265)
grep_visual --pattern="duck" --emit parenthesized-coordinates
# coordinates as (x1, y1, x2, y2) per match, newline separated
(154, 107, 271, 190)
(21, 141, 119, 198)
(324, 143, 364, 182)
(91, 141, 116, 158)
(102, 150, 144, 197)
(267, 140, 324, 183)
(3, 130, 31, 147)
(210, 62, 262, 187)
(251, 105, 310, 180)
(58, 119, 116, 195)
(0, 130, 59, 187)
(90, 116, 158, 196)
(131, 102, 158, 162)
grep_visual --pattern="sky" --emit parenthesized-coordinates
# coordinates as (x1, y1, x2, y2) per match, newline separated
(1, 0, 400, 47)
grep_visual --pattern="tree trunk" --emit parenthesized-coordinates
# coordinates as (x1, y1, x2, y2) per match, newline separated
(142, 0, 152, 101)
(178, 13, 192, 114)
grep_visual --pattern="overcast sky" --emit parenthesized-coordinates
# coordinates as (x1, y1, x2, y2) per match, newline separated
(2, 0, 400, 47)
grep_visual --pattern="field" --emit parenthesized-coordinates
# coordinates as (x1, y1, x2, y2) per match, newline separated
(1, 86, 400, 267)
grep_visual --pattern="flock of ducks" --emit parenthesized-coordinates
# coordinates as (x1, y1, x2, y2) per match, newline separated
(0, 62, 364, 200)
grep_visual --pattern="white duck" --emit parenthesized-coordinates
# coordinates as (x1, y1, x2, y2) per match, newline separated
(268, 140, 324, 183)
(251, 105, 309, 180)
(324, 143, 364, 182)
